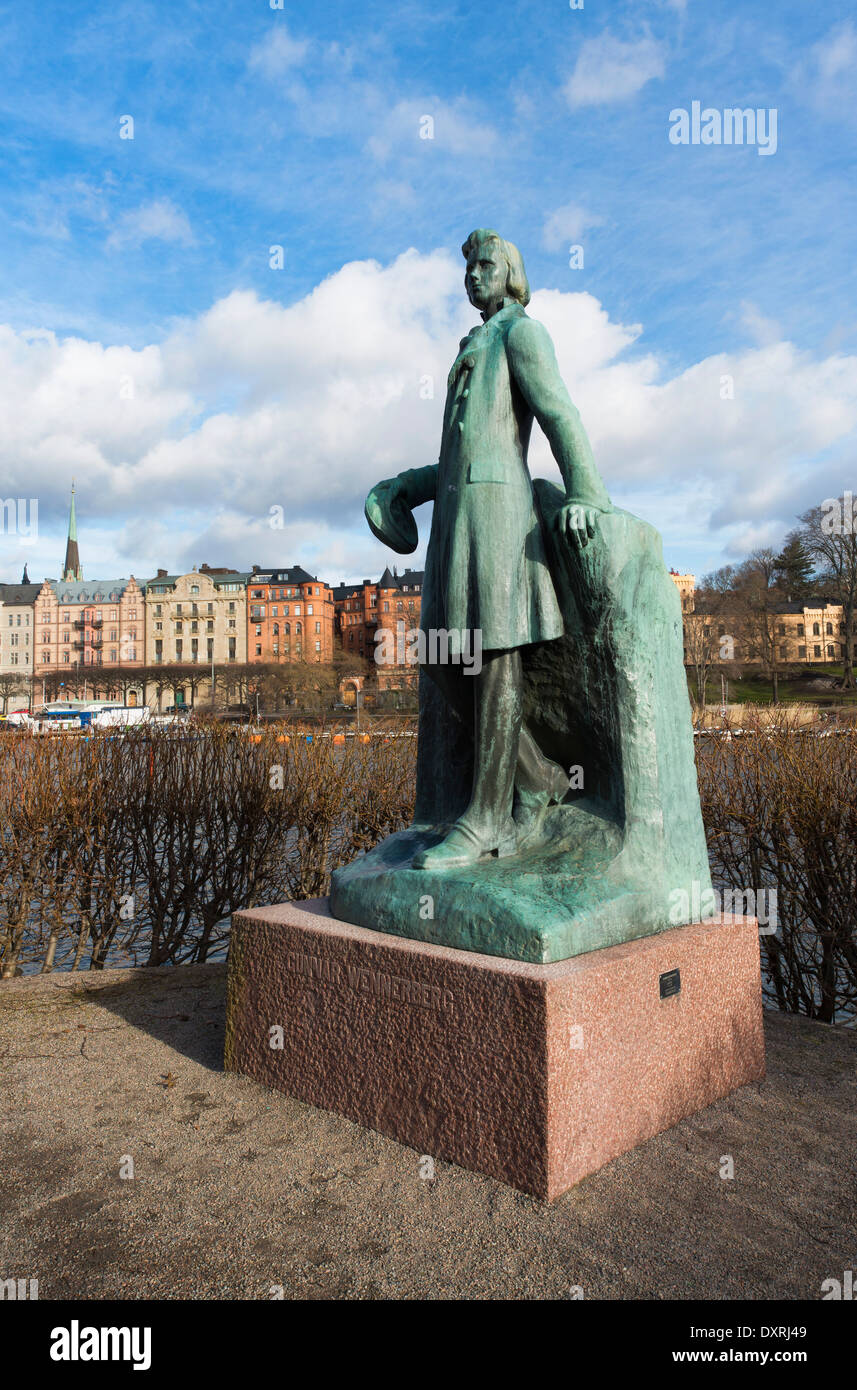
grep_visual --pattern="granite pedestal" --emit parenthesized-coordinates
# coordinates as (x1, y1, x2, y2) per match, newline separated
(225, 899, 765, 1201)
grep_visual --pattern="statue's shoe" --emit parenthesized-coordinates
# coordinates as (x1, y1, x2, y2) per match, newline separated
(516, 728, 571, 803)
(412, 817, 517, 870)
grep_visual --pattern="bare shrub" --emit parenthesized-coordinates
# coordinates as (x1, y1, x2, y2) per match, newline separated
(696, 706, 857, 1024)
(0, 721, 416, 976)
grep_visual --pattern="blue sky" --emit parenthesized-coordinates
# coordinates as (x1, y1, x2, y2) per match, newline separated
(0, 0, 855, 586)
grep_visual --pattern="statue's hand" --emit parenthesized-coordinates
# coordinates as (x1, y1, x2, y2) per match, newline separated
(367, 475, 405, 509)
(365, 475, 419, 554)
(555, 500, 609, 549)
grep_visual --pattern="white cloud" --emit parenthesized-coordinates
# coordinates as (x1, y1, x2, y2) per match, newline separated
(565, 34, 666, 108)
(247, 26, 310, 78)
(542, 203, 605, 253)
(811, 19, 857, 83)
(739, 301, 781, 348)
(793, 20, 857, 114)
(106, 199, 194, 250)
(366, 98, 498, 161)
(1, 248, 855, 584)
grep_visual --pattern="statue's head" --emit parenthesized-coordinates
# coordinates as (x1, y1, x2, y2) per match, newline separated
(461, 229, 530, 313)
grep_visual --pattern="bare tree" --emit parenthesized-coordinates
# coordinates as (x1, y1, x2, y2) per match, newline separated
(0, 671, 26, 714)
(798, 497, 857, 689)
(732, 550, 787, 703)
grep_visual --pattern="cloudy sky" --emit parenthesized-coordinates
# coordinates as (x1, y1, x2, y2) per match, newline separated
(1, 0, 855, 586)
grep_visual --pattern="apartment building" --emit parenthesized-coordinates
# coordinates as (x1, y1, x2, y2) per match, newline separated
(0, 580, 41, 694)
(144, 565, 250, 686)
(33, 576, 146, 694)
(246, 566, 334, 663)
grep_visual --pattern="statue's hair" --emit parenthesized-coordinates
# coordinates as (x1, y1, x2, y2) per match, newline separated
(461, 229, 530, 307)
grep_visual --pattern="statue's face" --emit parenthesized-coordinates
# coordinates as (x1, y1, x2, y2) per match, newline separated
(464, 244, 508, 312)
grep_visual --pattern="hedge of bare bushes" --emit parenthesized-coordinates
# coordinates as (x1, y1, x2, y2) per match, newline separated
(0, 723, 415, 978)
(697, 707, 857, 1025)
(2, 708, 855, 1026)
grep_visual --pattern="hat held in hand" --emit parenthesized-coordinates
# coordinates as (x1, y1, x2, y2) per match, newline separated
(365, 478, 418, 555)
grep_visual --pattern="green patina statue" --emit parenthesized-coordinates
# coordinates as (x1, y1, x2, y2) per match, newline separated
(331, 229, 713, 963)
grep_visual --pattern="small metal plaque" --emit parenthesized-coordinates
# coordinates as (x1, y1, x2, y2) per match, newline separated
(659, 968, 681, 999)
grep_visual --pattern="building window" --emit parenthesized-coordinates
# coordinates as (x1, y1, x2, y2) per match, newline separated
(814, 645, 821, 658)
(797, 623, 804, 636)
(798, 645, 806, 659)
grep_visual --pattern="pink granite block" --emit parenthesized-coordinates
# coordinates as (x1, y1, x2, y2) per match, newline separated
(225, 900, 765, 1200)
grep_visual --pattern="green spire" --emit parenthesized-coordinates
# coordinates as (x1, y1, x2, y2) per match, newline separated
(62, 482, 82, 582)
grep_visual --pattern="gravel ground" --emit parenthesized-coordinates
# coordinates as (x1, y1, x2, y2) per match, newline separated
(1, 962, 855, 1300)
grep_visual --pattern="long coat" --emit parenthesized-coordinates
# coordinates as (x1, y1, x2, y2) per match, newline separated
(398, 301, 609, 652)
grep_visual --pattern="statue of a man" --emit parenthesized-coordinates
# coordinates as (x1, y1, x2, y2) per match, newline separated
(366, 228, 612, 869)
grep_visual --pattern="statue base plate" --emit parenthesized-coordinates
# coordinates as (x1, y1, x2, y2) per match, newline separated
(225, 899, 765, 1200)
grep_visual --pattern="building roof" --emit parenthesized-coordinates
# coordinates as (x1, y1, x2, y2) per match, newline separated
(331, 581, 367, 601)
(48, 579, 137, 604)
(381, 567, 424, 592)
(249, 566, 319, 586)
(333, 567, 425, 602)
(0, 583, 41, 606)
(143, 571, 254, 593)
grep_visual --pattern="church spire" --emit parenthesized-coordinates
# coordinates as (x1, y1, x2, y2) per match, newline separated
(62, 483, 82, 582)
